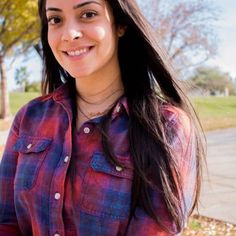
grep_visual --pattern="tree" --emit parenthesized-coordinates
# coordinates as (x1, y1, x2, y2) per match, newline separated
(14, 66, 30, 92)
(140, 0, 219, 72)
(0, 0, 39, 119)
(189, 66, 236, 95)
(25, 81, 41, 93)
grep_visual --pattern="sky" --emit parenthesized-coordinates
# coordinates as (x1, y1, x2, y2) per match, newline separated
(207, 0, 236, 79)
(6, 0, 236, 91)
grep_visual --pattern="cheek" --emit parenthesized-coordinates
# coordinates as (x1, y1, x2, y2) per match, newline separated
(93, 26, 106, 41)
(47, 30, 58, 52)
(92, 25, 118, 54)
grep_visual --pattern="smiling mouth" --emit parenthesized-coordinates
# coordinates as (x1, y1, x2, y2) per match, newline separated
(63, 46, 94, 57)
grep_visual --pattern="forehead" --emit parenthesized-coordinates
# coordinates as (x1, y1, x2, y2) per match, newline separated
(45, 0, 105, 8)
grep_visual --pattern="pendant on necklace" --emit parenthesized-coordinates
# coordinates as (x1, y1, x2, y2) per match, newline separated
(88, 110, 107, 118)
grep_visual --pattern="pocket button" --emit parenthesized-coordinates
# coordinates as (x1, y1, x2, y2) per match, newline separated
(64, 156, 70, 163)
(27, 143, 33, 149)
(115, 166, 123, 172)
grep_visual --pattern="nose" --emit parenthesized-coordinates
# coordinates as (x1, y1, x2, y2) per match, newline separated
(61, 26, 83, 42)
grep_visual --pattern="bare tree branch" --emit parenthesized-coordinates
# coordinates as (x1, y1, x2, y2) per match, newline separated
(144, 0, 219, 71)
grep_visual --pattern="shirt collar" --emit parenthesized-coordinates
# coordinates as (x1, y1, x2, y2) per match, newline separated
(111, 95, 129, 119)
(52, 82, 129, 118)
(52, 82, 70, 101)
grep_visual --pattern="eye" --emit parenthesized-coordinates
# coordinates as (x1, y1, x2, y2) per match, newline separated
(47, 16, 62, 25)
(81, 11, 97, 19)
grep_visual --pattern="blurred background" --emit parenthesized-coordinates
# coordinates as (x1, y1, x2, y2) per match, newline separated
(0, 0, 236, 235)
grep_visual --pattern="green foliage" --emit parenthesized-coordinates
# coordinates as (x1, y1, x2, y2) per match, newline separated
(0, 0, 39, 55)
(14, 66, 30, 88)
(25, 81, 41, 92)
(14, 67, 40, 92)
(188, 219, 202, 230)
(0, 0, 40, 118)
(189, 66, 236, 95)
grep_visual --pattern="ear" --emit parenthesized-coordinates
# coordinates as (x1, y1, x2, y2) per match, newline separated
(117, 25, 127, 37)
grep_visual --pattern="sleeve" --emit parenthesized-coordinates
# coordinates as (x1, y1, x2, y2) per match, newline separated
(126, 107, 197, 236)
(0, 112, 23, 235)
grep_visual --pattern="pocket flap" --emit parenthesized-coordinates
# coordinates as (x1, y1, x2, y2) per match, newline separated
(13, 135, 52, 154)
(91, 152, 133, 179)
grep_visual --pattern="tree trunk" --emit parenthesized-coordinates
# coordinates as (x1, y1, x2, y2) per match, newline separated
(0, 56, 11, 119)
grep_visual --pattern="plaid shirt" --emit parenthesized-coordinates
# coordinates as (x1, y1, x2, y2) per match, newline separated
(0, 83, 196, 236)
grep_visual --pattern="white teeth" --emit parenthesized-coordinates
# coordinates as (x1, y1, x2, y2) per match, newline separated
(67, 48, 89, 56)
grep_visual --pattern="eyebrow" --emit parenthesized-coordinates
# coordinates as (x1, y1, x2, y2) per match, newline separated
(46, 1, 102, 12)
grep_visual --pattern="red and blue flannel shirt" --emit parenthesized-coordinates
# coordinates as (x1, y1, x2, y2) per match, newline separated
(0, 83, 196, 236)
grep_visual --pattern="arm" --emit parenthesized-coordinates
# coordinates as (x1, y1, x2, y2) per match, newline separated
(0, 116, 22, 235)
(126, 107, 197, 235)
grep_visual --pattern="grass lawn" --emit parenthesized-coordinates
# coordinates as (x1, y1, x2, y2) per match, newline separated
(192, 96, 236, 131)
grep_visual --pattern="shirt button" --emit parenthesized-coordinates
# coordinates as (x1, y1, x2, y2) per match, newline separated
(115, 166, 123, 172)
(116, 105, 121, 113)
(64, 156, 70, 163)
(83, 127, 90, 134)
(27, 143, 33, 149)
(54, 193, 61, 200)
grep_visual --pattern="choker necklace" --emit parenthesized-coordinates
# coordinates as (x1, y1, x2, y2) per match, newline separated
(76, 89, 124, 106)
(77, 102, 116, 119)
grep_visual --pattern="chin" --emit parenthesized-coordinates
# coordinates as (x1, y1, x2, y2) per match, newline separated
(68, 73, 84, 80)
(68, 68, 94, 79)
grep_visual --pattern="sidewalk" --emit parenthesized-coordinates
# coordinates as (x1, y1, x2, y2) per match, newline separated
(0, 130, 9, 157)
(198, 128, 236, 224)
(0, 130, 9, 146)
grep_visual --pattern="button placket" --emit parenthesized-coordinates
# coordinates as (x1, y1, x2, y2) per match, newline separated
(49, 111, 71, 236)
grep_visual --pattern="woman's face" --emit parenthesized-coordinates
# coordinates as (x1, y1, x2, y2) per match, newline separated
(45, 0, 122, 79)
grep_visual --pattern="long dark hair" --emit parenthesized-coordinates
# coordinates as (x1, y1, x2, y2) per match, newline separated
(38, 0, 205, 233)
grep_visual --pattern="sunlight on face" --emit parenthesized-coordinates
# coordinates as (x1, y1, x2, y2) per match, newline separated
(45, 0, 121, 80)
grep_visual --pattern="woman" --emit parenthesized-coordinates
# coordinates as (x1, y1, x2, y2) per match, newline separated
(0, 0, 205, 235)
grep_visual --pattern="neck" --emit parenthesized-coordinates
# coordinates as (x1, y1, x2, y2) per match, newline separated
(75, 68, 124, 126)
(78, 76, 123, 104)
(75, 65, 124, 104)
(74, 55, 125, 127)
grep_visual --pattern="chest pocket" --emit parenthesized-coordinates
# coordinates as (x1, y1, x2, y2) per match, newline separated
(80, 151, 133, 220)
(13, 135, 52, 190)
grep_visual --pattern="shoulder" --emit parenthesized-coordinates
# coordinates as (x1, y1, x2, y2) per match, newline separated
(10, 86, 65, 135)
(10, 94, 52, 131)
(160, 104, 192, 134)
(16, 93, 54, 117)
(159, 104, 194, 151)
(14, 83, 69, 121)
